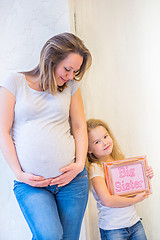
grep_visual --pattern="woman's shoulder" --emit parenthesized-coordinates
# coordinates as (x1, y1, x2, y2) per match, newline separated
(67, 79, 81, 96)
(0, 72, 25, 96)
(1, 72, 25, 83)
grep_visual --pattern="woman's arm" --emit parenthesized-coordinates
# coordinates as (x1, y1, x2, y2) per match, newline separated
(0, 87, 52, 187)
(69, 88, 88, 170)
(50, 88, 87, 187)
(92, 176, 149, 208)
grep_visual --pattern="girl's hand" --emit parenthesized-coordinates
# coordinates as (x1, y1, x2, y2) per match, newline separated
(134, 191, 149, 203)
(17, 171, 53, 187)
(50, 162, 84, 187)
(146, 166, 154, 179)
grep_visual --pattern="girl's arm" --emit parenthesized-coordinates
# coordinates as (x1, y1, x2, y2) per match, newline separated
(0, 87, 52, 187)
(91, 176, 149, 208)
(50, 88, 87, 187)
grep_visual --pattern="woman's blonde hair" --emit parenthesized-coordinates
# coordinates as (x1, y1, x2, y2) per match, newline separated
(86, 118, 125, 173)
(22, 32, 92, 94)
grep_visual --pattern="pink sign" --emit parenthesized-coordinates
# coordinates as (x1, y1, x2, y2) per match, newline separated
(104, 156, 151, 196)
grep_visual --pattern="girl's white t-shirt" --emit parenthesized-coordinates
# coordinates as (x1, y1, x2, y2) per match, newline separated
(0, 72, 81, 178)
(90, 163, 140, 230)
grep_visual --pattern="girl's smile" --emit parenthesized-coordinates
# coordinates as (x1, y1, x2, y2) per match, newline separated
(104, 145, 111, 151)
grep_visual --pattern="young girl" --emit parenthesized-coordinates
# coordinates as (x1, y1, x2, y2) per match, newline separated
(86, 118, 153, 240)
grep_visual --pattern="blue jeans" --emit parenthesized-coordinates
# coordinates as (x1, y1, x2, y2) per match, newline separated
(13, 168, 89, 240)
(100, 220, 147, 240)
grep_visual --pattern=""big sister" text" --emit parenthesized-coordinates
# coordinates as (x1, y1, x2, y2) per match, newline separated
(114, 166, 144, 193)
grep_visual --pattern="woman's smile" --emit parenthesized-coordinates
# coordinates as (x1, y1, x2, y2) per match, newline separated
(60, 76, 68, 83)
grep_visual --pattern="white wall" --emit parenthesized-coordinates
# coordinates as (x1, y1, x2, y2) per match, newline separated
(0, 1, 87, 239)
(70, 0, 160, 239)
(0, 0, 70, 78)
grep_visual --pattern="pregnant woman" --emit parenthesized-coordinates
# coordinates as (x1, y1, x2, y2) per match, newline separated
(0, 32, 92, 240)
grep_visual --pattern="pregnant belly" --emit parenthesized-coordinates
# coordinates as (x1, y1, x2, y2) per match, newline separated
(14, 132, 75, 178)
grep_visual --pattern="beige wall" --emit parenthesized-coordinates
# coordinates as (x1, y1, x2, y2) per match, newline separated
(69, 0, 160, 239)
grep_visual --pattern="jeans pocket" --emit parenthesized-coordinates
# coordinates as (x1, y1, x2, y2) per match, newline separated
(13, 180, 21, 190)
(74, 167, 88, 181)
(13, 180, 26, 200)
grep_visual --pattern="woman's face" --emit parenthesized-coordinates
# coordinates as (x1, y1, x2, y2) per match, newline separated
(88, 126, 113, 160)
(54, 53, 83, 86)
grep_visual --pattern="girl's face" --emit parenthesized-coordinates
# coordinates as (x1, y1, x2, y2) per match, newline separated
(54, 53, 83, 86)
(88, 126, 113, 160)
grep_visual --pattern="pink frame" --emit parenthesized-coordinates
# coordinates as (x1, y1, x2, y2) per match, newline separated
(103, 156, 151, 197)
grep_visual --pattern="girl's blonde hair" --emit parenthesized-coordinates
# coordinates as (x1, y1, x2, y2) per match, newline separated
(86, 118, 125, 173)
(22, 32, 92, 95)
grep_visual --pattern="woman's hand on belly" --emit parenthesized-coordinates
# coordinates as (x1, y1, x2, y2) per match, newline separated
(49, 162, 84, 187)
(17, 171, 53, 187)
